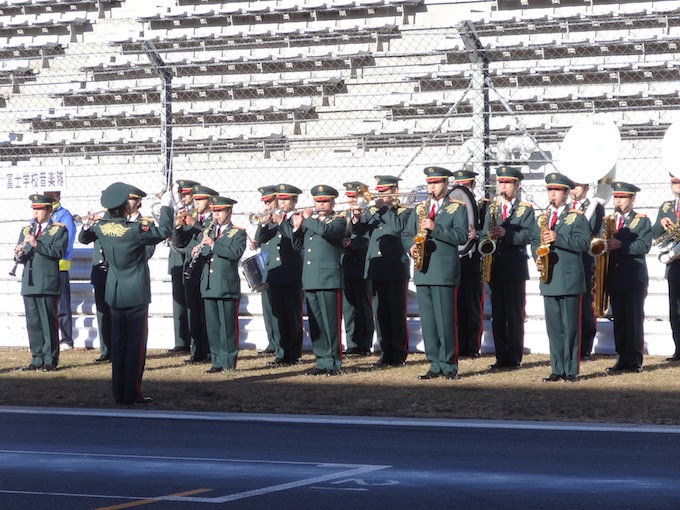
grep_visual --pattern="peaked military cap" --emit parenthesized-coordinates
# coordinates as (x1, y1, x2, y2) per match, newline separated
(343, 181, 367, 195)
(210, 196, 237, 210)
(276, 183, 302, 198)
(258, 185, 277, 201)
(670, 172, 680, 183)
(495, 165, 524, 181)
(424, 166, 453, 181)
(192, 185, 219, 199)
(611, 181, 640, 196)
(101, 182, 130, 210)
(176, 179, 200, 194)
(374, 175, 401, 188)
(127, 185, 147, 199)
(310, 184, 339, 200)
(453, 169, 478, 182)
(545, 173, 575, 189)
(29, 194, 57, 209)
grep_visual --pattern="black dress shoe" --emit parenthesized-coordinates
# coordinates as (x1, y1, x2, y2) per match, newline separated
(565, 375, 580, 383)
(488, 362, 505, 370)
(93, 355, 111, 364)
(305, 367, 327, 376)
(257, 349, 275, 356)
(632, 366, 644, 373)
(135, 396, 153, 404)
(204, 367, 225, 374)
(580, 353, 592, 361)
(542, 373, 562, 382)
(42, 363, 58, 372)
(509, 362, 522, 370)
(18, 364, 39, 371)
(344, 348, 371, 356)
(605, 364, 624, 375)
(444, 372, 460, 380)
(167, 346, 189, 353)
(183, 356, 207, 365)
(326, 369, 341, 376)
(418, 371, 440, 380)
(666, 355, 680, 362)
(467, 352, 481, 358)
(372, 359, 390, 368)
(267, 358, 286, 367)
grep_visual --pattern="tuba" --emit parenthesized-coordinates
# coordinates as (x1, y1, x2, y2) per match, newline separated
(535, 210, 551, 284)
(412, 197, 430, 272)
(655, 220, 680, 265)
(591, 214, 615, 317)
(480, 199, 498, 284)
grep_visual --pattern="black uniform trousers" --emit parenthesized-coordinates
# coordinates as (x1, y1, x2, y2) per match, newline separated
(57, 270, 73, 346)
(342, 277, 374, 352)
(489, 280, 525, 366)
(457, 255, 483, 356)
(610, 287, 646, 370)
(94, 283, 111, 359)
(580, 267, 597, 357)
(668, 281, 680, 356)
(185, 281, 209, 360)
(171, 273, 190, 349)
(269, 283, 303, 363)
(24, 295, 60, 368)
(110, 304, 148, 405)
(261, 288, 277, 352)
(372, 279, 409, 364)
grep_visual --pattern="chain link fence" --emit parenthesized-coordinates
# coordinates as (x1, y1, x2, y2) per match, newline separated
(0, 0, 676, 253)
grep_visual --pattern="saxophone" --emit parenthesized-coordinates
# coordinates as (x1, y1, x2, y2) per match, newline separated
(413, 197, 430, 272)
(592, 214, 615, 317)
(535, 210, 551, 284)
(480, 200, 499, 285)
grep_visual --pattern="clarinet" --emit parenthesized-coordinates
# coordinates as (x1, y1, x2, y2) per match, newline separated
(183, 221, 216, 280)
(9, 222, 37, 277)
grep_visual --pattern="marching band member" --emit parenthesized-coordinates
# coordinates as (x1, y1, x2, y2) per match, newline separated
(532, 174, 590, 383)
(605, 181, 652, 375)
(569, 181, 605, 360)
(403, 167, 469, 380)
(357, 175, 412, 368)
(167, 179, 199, 355)
(16, 194, 68, 372)
(292, 185, 346, 376)
(257, 184, 304, 366)
(652, 173, 680, 362)
(191, 196, 246, 373)
(452, 169, 486, 358)
(174, 184, 219, 364)
(341, 181, 374, 357)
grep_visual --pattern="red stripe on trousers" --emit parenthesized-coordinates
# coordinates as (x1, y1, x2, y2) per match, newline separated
(337, 289, 343, 359)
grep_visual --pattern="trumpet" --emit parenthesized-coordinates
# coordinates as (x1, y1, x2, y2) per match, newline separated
(73, 209, 106, 226)
(351, 185, 413, 209)
(248, 207, 315, 225)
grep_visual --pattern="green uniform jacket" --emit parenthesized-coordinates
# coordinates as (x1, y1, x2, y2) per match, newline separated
(17, 221, 67, 296)
(652, 200, 680, 282)
(255, 220, 302, 285)
(531, 209, 590, 296)
(358, 205, 411, 281)
(173, 213, 213, 285)
(294, 213, 346, 290)
(341, 210, 369, 280)
(403, 197, 469, 286)
(607, 210, 652, 292)
(78, 206, 173, 308)
(197, 224, 247, 299)
(479, 200, 535, 282)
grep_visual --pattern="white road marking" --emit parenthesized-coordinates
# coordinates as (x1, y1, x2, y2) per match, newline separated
(0, 406, 679, 434)
(0, 489, 143, 501)
(310, 487, 369, 492)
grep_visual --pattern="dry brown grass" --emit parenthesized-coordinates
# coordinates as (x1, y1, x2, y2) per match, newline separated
(1, 347, 680, 424)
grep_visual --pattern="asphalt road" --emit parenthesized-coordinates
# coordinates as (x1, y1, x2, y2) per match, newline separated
(0, 408, 679, 509)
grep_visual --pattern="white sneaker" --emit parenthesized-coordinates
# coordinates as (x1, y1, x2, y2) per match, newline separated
(60, 343, 73, 351)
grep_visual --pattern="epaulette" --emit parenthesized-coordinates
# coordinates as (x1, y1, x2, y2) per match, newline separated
(568, 209, 584, 215)
(478, 198, 489, 204)
(333, 212, 346, 219)
(449, 198, 465, 205)
(635, 213, 647, 218)
(519, 202, 533, 207)
(51, 222, 65, 227)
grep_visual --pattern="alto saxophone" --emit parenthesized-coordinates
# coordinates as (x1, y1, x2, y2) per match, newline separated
(480, 199, 499, 285)
(413, 197, 430, 272)
(592, 214, 615, 317)
(535, 210, 552, 284)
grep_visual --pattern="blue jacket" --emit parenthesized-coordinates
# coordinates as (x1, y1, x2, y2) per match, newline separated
(49, 203, 76, 270)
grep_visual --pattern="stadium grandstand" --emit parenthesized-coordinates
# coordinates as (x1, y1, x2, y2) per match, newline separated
(0, 0, 677, 356)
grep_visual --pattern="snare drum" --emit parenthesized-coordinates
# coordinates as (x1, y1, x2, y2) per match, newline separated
(240, 251, 268, 292)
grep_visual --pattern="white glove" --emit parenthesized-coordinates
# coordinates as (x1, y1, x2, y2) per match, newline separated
(160, 190, 175, 209)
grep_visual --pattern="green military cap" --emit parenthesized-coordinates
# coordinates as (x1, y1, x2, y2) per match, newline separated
(192, 185, 219, 199)
(453, 169, 478, 182)
(611, 181, 641, 196)
(101, 182, 130, 209)
(29, 193, 56, 209)
(310, 184, 339, 200)
(670, 172, 680, 183)
(276, 183, 303, 198)
(544, 173, 575, 189)
(374, 175, 401, 189)
(210, 196, 237, 210)
(343, 181, 367, 195)
(424, 166, 454, 181)
(258, 185, 277, 201)
(127, 185, 147, 199)
(495, 165, 524, 182)
(176, 179, 200, 194)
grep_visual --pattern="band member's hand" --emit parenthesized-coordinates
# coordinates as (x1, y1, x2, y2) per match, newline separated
(175, 210, 188, 228)
(661, 217, 674, 229)
(352, 208, 362, 221)
(270, 212, 282, 224)
(201, 236, 214, 248)
(249, 240, 258, 250)
(302, 207, 313, 219)
(374, 198, 387, 208)
(607, 238, 622, 251)
(490, 225, 505, 238)
(160, 190, 175, 208)
(292, 213, 303, 230)
(14, 244, 24, 257)
(467, 225, 477, 240)
(543, 230, 557, 243)
(191, 244, 202, 257)
(420, 218, 435, 231)
(184, 214, 196, 227)
(342, 238, 351, 249)
(409, 244, 418, 258)
(23, 234, 37, 248)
